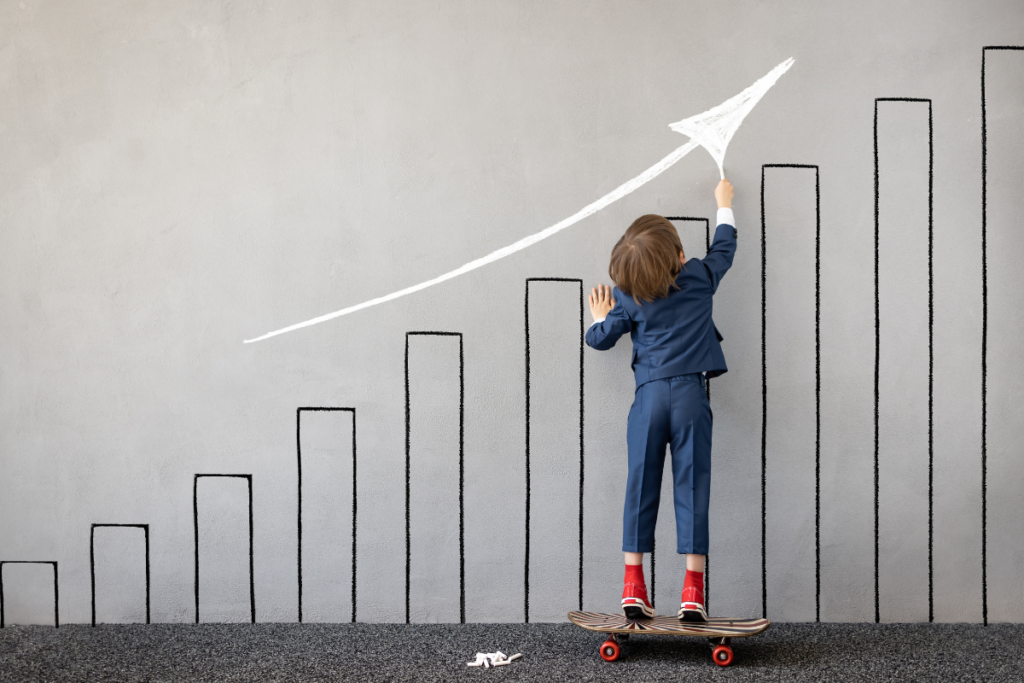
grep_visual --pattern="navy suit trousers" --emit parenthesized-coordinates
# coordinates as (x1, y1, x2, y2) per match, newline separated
(622, 374, 712, 555)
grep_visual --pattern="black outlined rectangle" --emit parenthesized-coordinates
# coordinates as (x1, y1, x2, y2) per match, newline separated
(664, 217, 711, 255)
(981, 46, 1024, 627)
(0, 561, 59, 628)
(297, 406, 357, 623)
(90, 524, 150, 626)
(760, 164, 821, 621)
(193, 474, 254, 623)
(873, 97, 934, 624)
(524, 278, 584, 622)
(405, 332, 464, 624)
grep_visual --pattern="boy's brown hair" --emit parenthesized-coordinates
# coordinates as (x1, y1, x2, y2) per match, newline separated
(609, 214, 684, 304)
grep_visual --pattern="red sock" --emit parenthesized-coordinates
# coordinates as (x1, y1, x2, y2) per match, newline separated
(624, 563, 646, 587)
(684, 569, 704, 593)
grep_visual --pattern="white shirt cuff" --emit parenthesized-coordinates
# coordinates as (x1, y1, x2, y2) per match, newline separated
(717, 207, 735, 227)
(588, 317, 605, 329)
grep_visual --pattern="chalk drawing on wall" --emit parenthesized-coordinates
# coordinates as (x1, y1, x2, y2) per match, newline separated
(523, 278, 585, 622)
(405, 332, 465, 624)
(873, 98, 934, 625)
(90, 523, 151, 626)
(243, 58, 794, 344)
(980, 45, 1024, 627)
(3, 41, 1023, 628)
(0, 561, 59, 628)
(760, 164, 821, 621)
(296, 407, 357, 624)
(193, 474, 255, 624)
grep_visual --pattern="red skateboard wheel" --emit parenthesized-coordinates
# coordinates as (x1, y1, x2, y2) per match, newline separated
(712, 644, 734, 667)
(599, 639, 621, 662)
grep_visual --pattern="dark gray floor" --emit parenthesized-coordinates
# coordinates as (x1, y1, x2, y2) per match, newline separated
(1, 621, 1022, 682)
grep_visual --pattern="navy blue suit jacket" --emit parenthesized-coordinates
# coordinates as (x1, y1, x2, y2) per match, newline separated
(585, 221, 737, 389)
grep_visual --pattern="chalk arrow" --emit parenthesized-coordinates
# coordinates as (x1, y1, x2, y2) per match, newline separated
(244, 58, 794, 343)
(670, 57, 795, 179)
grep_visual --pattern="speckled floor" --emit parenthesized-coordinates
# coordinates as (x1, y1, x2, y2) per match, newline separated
(1, 621, 1022, 682)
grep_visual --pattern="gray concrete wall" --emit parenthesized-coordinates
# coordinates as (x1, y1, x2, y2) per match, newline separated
(0, 0, 1022, 625)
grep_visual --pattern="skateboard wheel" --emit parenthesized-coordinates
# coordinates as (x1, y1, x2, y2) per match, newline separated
(712, 644, 734, 667)
(599, 639, 621, 662)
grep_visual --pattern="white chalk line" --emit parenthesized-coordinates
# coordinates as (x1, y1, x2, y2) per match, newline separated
(243, 58, 794, 344)
(243, 140, 699, 343)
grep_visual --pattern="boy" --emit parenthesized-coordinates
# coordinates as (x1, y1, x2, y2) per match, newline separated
(586, 178, 736, 622)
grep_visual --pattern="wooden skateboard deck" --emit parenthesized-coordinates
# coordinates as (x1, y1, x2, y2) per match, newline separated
(568, 611, 770, 666)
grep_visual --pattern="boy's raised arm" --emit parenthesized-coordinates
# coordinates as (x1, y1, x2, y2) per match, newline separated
(702, 179, 737, 293)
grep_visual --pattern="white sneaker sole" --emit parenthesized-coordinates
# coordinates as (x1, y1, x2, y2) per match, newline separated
(621, 598, 655, 619)
(678, 601, 708, 622)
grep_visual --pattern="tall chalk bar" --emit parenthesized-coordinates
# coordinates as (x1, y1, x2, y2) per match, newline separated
(983, 47, 1024, 624)
(405, 332, 464, 623)
(193, 474, 254, 623)
(0, 562, 58, 627)
(875, 98, 932, 623)
(525, 279, 584, 622)
(90, 524, 150, 625)
(652, 219, 710, 612)
(297, 407, 356, 623)
(762, 165, 820, 622)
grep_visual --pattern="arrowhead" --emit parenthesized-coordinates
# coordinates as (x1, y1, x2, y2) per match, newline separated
(669, 57, 795, 177)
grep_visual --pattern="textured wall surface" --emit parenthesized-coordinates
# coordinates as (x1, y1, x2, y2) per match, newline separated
(1, 0, 1022, 625)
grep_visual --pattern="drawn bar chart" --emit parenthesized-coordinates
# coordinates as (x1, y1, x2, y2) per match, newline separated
(90, 524, 151, 626)
(297, 407, 357, 623)
(405, 332, 465, 624)
(193, 474, 255, 623)
(524, 278, 584, 622)
(8, 48, 1024, 630)
(0, 561, 59, 628)
(874, 97, 933, 623)
(761, 163, 821, 621)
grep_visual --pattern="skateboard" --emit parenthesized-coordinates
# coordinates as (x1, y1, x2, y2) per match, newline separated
(568, 610, 770, 666)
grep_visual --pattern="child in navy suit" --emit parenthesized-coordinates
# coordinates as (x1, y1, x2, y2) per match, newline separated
(586, 178, 736, 622)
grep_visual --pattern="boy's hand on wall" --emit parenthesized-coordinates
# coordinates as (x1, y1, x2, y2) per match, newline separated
(589, 284, 616, 321)
(716, 178, 734, 208)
